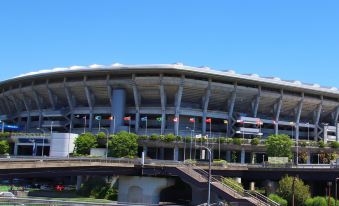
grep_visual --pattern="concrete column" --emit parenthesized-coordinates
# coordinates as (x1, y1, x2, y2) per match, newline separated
(88, 112, 93, 132)
(307, 151, 311, 164)
(226, 151, 231, 162)
(118, 176, 175, 205)
(235, 177, 241, 184)
(250, 182, 255, 191)
(143, 146, 148, 157)
(251, 152, 256, 164)
(324, 125, 329, 143)
(336, 122, 339, 142)
(240, 148, 245, 164)
(14, 144, 18, 156)
(159, 148, 164, 160)
(173, 146, 179, 161)
(76, 176, 83, 191)
(111, 89, 126, 133)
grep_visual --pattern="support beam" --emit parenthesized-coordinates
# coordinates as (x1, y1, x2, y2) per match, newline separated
(174, 75, 185, 136)
(84, 77, 95, 131)
(227, 84, 237, 137)
(332, 106, 339, 126)
(106, 75, 115, 134)
(31, 84, 43, 128)
(252, 86, 261, 118)
(20, 86, 31, 132)
(46, 80, 57, 110)
(274, 90, 283, 135)
(63, 79, 75, 111)
(294, 93, 304, 141)
(1, 90, 12, 114)
(132, 74, 141, 134)
(202, 79, 211, 136)
(159, 74, 167, 135)
(313, 96, 323, 141)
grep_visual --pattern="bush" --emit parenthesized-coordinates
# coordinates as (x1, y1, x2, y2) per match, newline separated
(109, 131, 138, 158)
(222, 178, 244, 193)
(176, 136, 182, 141)
(299, 140, 308, 147)
(266, 134, 293, 159)
(306, 196, 336, 206)
(79, 177, 107, 197)
(219, 137, 226, 143)
(318, 141, 325, 148)
(105, 187, 118, 200)
(268, 194, 287, 206)
(0, 140, 9, 155)
(184, 136, 192, 143)
(96, 132, 107, 148)
(226, 138, 233, 144)
(74, 133, 98, 155)
(149, 134, 159, 141)
(138, 135, 148, 140)
(163, 133, 176, 142)
(233, 138, 244, 145)
(251, 138, 260, 145)
(330, 141, 339, 149)
(213, 159, 227, 164)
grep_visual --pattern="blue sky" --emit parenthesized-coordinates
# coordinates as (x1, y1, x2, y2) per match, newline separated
(0, 1, 338, 87)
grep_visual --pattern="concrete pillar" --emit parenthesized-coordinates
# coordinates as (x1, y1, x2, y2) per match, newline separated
(14, 144, 18, 156)
(235, 177, 241, 184)
(226, 151, 231, 162)
(76, 176, 83, 191)
(250, 182, 255, 191)
(173, 146, 179, 161)
(307, 151, 311, 164)
(324, 125, 328, 143)
(88, 112, 93, 132)
(143, 146, 148, 157)
(251, 152, 256, 164)
(159, 148, 164, 160)
(240, 148, 245, 164)
(118, 176, 175, 205)
(111, 89, 126, 133)
(336, 123, 339, 142)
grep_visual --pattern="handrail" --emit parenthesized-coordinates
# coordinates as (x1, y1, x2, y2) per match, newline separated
(182, 163, 280, 206)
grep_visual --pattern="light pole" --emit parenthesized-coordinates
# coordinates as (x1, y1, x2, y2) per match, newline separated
(186, 127, 193, 160)
(296, 123, 299, 166)
(50, 121, 54, 135)
(99, 127, 110, 159)
(335, 178, 339, 206)
(306, 122, 310, 142)
(197, 145, 212, 206)
(37, 128, 45, 157)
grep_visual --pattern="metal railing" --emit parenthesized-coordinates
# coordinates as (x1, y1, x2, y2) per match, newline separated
(181, 163, 280, 206)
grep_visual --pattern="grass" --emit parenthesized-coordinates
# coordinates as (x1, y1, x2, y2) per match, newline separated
(28, 196, 113, 203)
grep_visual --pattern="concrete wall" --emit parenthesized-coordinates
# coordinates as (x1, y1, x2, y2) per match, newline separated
(50, 133, 77, 157)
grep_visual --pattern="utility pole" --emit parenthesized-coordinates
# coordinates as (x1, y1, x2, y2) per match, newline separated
(292, 175, 297, 206)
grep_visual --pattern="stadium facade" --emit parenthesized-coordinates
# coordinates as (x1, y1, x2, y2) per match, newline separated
(0, 63, 339, 142)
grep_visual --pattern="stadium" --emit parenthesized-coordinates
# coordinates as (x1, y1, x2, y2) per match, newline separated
(0, 63, 339, 142)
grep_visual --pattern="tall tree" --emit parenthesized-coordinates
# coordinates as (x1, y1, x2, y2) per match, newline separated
(109, 131, 138, 158)
(266, 134, 293, 159)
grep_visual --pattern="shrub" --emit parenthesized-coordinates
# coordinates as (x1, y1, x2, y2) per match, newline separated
(277, 175, 311, 206)
(108, 131, 138, 158)
(318, 141, 325, 148)
(176, 136, 182, 141)
(105, 187, 118, 200)
(233, 138, 244, 145)
(219, 137, 226, 143)
(226, 138, 233, 144)
(149, 134, 159, 141)
(251, 138, 260, 145)
(0, 140, 9, 155)
(299, 140, 308, 147)
(266, 134, 293, 159)
(268, 194, 287, 206)
(74, 133, 98, 155)
(184, 136, 192, 143)
(138, 135, 148, 140)
(213, 159, 227, 164)
(222, 178, 244, 193)
(330, 141, 339, 149)
(163, 134, 175, 142)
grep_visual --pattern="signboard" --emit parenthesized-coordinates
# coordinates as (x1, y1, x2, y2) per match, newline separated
(268, 157, 289, 164)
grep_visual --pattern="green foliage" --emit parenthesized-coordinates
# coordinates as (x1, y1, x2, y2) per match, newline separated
(109, 131, 138, 158)
(213, 159, 227, 165)
(138, 135, 148, 140)
(105, 187, 118, 200)
(298, 151, 308, 164)
(299, 140, 308, 147)
(277, 175, 311, 206)
(330, 141, 339, 149)
(266, 134, 293, 159)
(149, 134, 159, 140)
(184, 136, 192, 143)
(233, 138, 244, 145)
(78, 177, 117, 201)
(318, 141, 325, 148)
(176, 136, 182, 141)
(74, 133, 98, 155)
(268, 194, 288, 206)
(231, 151, 237, 163)
(219, 137, 226, 143)
(222, 178, 244, 193)
(226, 138, 233, 144)
(319, 151, 336, 164)
(163, 133, 176, 142)
(96, 132, 107, 148)
(251, 138, 260, 145)
(0, 132, 10, 139)
(0, 140, 9, 155)
(305, 196, 336, 206)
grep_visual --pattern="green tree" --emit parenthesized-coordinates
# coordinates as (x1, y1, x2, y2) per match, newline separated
(74, 133, 98, 155)
(277, 175, 311, 206)
(0, 140, 9, 154)
(96, 132, 107, 148)
(109, 131, 138, 158)
(268, 194, 288, 206)
(266, 134, 293, 159)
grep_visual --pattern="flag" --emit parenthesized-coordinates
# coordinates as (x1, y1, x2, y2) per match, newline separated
(256, 119, 263, 125)
(223, 120, 228, 124)
(95, 116, 102, 121)
(289, 121, 295, 126)
(205, 118, 211, 123)
(141, 116, 148, 121)
(123, 116, 131, 121)
(156, 117, 162, 122)
(173, 117, 179, 122)
(108, 116, 114, 120)
(82, 116, 86, 119)
(189, 118, 195, 123)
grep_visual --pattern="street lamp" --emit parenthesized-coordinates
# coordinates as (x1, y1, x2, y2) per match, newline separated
(99, 127, 110, 159)
(196, 145, 212, 206)
(306, 122, 310, 142)
(37, 128, 45, 157)
(50, 121, 54, 135)
(0, 120, 4, 133)
(335, 178, 339, 206)
(186, 126, 193, 160)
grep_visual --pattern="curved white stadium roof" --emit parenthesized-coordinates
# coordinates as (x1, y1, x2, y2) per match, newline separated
(2, 63, 338, 96)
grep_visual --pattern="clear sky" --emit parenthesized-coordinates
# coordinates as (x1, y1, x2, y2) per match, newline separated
(0, 1, 338, 87)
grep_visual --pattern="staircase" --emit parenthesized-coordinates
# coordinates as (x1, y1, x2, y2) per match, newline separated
(174, 164, 280, 206)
